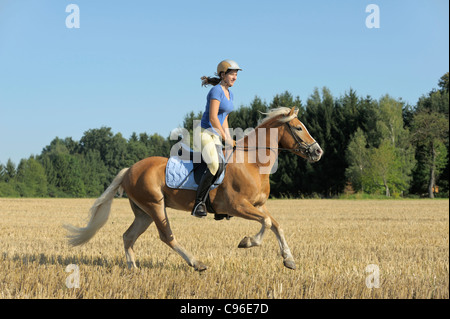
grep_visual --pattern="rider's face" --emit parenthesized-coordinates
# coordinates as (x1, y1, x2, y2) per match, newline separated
(222, 70, 238, 87)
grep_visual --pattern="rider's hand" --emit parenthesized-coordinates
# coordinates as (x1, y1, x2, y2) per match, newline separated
(224, 138, 236, 149)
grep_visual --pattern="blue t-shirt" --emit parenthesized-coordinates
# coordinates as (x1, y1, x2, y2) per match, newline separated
(200, 84, 234, 134)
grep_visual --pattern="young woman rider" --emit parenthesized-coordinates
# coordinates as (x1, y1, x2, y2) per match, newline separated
(191, 59, 242, 218)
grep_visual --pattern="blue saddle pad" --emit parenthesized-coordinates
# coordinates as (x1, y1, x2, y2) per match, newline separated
(165, 155, 226, 191)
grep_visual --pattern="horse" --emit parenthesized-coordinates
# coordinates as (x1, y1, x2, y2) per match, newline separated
(64, 107, 323, 271)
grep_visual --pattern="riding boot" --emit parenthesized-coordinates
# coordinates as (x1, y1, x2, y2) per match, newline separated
(191, 168, 216, 218)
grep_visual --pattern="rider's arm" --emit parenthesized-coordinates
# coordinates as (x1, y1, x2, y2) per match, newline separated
(222, 115, 233, 141)
(209, 99, 227, 142)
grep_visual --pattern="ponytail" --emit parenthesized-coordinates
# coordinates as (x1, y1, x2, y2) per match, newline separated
(201, 75, 221, 87)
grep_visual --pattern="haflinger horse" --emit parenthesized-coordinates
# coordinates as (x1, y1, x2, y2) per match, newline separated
(65, 107, 323, 271)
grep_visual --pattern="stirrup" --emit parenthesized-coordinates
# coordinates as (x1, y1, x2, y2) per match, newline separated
(191, 202, 207, 218)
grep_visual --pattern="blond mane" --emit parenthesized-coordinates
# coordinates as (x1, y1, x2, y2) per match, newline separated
(257, 107, 299, 127)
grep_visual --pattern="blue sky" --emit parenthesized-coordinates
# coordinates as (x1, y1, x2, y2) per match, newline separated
(0, 0, 448, 165)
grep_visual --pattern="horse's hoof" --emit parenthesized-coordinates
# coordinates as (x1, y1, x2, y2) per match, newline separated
(238, 236, 252, 248)
(194, 262, 208, 272)
(283, 259, 296, 270)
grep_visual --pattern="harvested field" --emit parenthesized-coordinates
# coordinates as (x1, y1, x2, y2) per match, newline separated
(0, 198, 448, 299)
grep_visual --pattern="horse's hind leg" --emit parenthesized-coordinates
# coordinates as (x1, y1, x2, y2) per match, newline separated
(144, 201, 207, 271)
(123, 200, 153, 269)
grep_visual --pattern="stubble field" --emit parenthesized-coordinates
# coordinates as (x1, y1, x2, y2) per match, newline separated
(0, 198, 448, 299)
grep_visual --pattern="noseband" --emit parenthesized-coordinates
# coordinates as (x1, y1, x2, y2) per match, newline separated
(283, 123, 318, 156)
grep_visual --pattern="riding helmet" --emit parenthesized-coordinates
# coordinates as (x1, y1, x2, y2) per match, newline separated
(217, 59, 242, 75)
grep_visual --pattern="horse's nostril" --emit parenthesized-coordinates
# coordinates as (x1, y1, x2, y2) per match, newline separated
(316, 148, 322, 155)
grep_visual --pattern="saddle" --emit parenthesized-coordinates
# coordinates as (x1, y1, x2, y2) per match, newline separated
(165, 143, 226, 190)
(165, 142, 229, 219)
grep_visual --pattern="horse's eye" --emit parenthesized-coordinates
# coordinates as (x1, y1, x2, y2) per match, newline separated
(296, 126, 303, 131)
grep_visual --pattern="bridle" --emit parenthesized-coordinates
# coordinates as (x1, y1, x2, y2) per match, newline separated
(229, 122, 318, 157)
(283, 122, 318, 156)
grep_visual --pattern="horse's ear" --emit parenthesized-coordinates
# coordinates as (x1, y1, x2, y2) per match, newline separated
(289, 106, 296, 116)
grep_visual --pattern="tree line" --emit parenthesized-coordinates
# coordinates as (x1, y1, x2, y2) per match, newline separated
(1, 73, 448, 198)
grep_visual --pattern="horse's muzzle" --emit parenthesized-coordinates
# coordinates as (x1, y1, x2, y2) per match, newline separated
(308, 143, 323, 162)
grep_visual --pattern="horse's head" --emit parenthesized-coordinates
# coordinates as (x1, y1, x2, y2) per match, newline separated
(279, 107, 323, 162)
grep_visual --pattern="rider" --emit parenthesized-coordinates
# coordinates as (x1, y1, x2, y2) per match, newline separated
(191, 59, 241, 218)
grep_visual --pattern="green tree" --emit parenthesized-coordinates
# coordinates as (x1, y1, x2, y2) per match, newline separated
(41, 137, 76, 156)
(340, 88, 361, 139)
(409, 74, 449, 196)
(45, 153, 86, 197)
(4, 159, 16, 182)
(371, 95, 415, 196)
(358, 95, 381, 146)
(365, 140, 397, 196)
(137, 132, 171, 157)
(229, 95, 269, 129)
(125, 136, 149, 166)
(0, 161, 19, 197)
(345, 128, 369, 192)
(411, 110, 449, 198)
(302, 87, 350, 196)
(147, 133, 171, 157)
(417, 90, 449, 119)
(79, 127, 114, 162)
(15, 156, 48, 197)
(303, 88, 333, 195)
(0, 164, 5, 182)
(65, 155, 86, 197)
(81, 150, 108, 197)
(103, 132, 128, 181)
(438, 72, 449, 93)
(270, 91, 303, 115)
(79, 127, 128, 186)
(376, 95, 406, 147)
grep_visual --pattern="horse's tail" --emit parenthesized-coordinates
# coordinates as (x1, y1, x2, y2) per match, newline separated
(64, 168, 129, 246)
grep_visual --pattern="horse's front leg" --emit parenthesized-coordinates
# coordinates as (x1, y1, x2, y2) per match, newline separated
(237, 204, 271, 248)
(270, 222, 296, 270)
(231, 201, 296, 269)
(229, 200, 271, 249)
